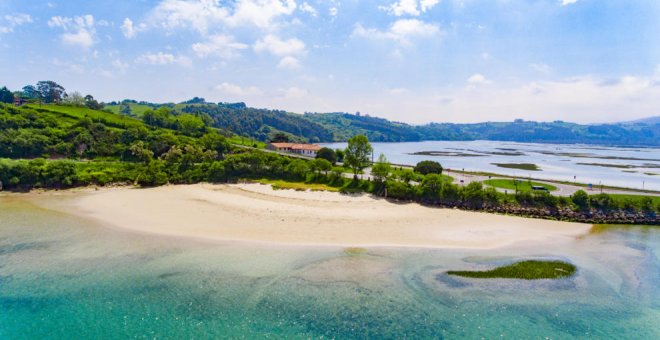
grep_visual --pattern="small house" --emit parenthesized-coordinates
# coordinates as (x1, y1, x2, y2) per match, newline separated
(13, 97, 27, 106)
(268, 143, 322, 157)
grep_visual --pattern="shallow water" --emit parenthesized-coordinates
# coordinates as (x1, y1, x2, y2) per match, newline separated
(1, 198, 658, 339)
(322, 140, 660, 190)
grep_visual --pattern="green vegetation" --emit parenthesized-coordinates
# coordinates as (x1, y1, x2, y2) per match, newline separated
(447, 260, 577, 280)
(94, 98, 659, 147)
(483, 179, 557, 192)
(315, 147, 337, 164)
(413, 160, 443, 175)
(492, 163, 541, 171)
(344, 134, 373, 177)
(0, 82, 657, 223)
(105, 102, 155, 117)
(254, 179, 341, 192)
(343, 247, 367, 256)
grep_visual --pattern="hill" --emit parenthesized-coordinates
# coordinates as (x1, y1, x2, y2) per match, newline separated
(103, 100, 660, 146)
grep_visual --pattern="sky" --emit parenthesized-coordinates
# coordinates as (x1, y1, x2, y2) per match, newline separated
(1, 0, 660, 124)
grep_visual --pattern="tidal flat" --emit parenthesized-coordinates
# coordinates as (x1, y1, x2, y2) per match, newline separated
(0, 195, 658, 338)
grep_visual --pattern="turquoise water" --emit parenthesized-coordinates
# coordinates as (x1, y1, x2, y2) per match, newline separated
(1, 198, 659, 339)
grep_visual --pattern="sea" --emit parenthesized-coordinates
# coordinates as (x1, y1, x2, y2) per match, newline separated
(1, 197, 658, 339)
(321, 140, 660, 191)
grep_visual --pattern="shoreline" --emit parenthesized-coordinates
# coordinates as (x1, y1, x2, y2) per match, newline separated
(14, 183, 594, 250)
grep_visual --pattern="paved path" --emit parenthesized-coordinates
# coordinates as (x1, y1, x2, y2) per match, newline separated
(446, 171, 659, 197)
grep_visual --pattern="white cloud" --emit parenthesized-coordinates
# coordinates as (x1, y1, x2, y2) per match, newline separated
(352, 19, 440, 44)
(380, 0, 440, 16)
(360, 74, 660, 124)
(192, 34, 248, 59)
(560, 0, 578, 5)
(51, 58, 85, 73)
(467, 73, 491, 86)
(112, 59, 129, 74)
(282, 86, 308, 99)
(136, 52, 192, 67)
(530, 63, 553, 74)
(150, 0, 298, 33)
(0, 13, 33, 33)
(227, 0, 297, 28)
(215, 82, 262, 96)
(329, 7, 338, 16)
(299, 2, 317, 16)
(48, 15, 96, 48)
(277, 56, 301, 69)
(150, 0, 229, 33)
(120, 18, 145, 39)
(253, 34, 306, 56)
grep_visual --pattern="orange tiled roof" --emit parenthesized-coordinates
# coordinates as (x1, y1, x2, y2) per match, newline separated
(271, 143, 321, 151)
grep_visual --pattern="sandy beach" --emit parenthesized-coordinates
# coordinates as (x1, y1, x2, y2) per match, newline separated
(24, 183, 592, 249)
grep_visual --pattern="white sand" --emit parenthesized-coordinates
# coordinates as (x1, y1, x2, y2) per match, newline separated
(31, 183, 592, 249)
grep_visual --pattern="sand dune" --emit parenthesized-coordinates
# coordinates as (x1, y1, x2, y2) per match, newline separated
(31, 183, 591, 249)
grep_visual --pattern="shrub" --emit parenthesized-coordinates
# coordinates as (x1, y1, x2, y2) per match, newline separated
(414, 160, 443, 175)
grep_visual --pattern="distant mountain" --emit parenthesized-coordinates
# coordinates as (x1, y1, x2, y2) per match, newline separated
(619, 116, 660, 125)
(105, 100, 660, 146)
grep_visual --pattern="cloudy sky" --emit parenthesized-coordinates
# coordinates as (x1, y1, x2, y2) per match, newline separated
(1, 0, 659, 124)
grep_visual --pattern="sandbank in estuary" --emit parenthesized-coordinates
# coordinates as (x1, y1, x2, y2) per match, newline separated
(23, 183, 591, 249)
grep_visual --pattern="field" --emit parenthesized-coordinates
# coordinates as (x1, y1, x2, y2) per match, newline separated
(29, 104, 145, 129)
(483, 179, 557, 192)
(104, 103, 156, 117)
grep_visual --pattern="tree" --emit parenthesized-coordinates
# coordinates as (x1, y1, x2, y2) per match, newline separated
(271, 132, 290, 143)
(462, 181, 485, 208)
(36, 81, 66, 103)
(414, 160, 443, 175)
(310, 158, 332, 177)
(315, 147, 337, 164)
(344, 134, 372, 178)
(21, 85, 38, 99)
(129, 141, 154, 163)
(84, 95, 103, 110)
(120, 103, 132, 116)
(572, 190, 589, 210)
(0, 87, 13, 103)
(178, 114, 206, 136)
(200, 132, 230, 158)
(420, 173, 443, 200)
(371, 153, 391, 182)
(63, 91, 85, 106)
(335, 149, 345, 163)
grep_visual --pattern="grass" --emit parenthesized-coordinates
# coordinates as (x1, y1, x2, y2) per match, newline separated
(229, 136, 266, 148)
(254, 178, 340, 192)
(607, 194, 660, 207)
(104, 103, 155, 117)
(447, 260, 576, 280)
(29, 104, 145, 130)
(483, 179, 557, 192)
(491, 163, 541, 171)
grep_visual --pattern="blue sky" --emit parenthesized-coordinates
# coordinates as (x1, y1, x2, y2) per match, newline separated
(1, 0, 659, 123)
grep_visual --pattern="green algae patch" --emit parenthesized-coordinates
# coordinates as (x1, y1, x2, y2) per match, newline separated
(343, 247, 367, 256)
(492, 163, 541, 171)
(447, 260, 576, 280)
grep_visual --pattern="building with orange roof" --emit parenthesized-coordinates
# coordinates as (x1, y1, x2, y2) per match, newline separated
(268, 142, 322, 157)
